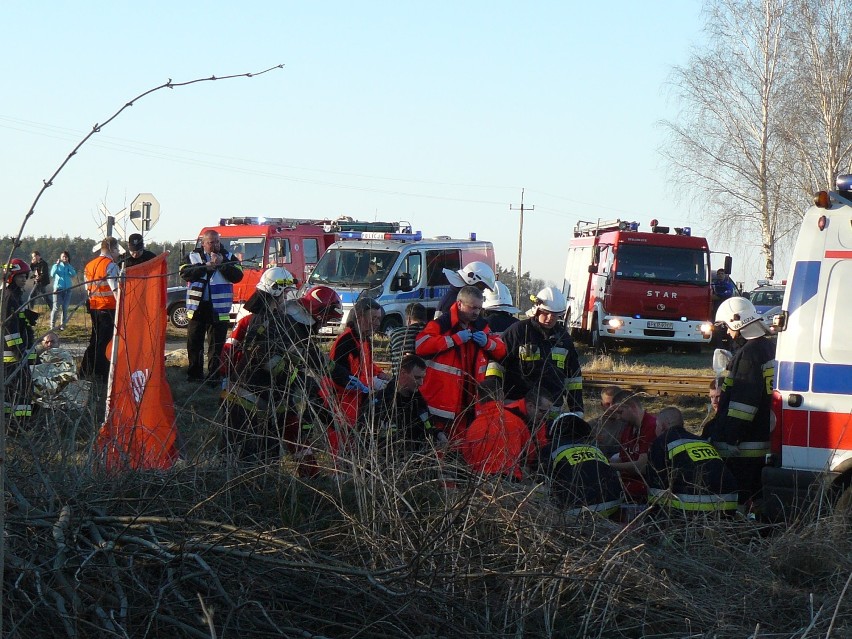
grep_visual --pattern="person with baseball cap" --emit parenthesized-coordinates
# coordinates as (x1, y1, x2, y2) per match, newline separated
(122, 233, 157, 268)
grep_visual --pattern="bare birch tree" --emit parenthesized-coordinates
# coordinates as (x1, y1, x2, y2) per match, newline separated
(784, 0, 852, 196)
(661, 0, 796, 278)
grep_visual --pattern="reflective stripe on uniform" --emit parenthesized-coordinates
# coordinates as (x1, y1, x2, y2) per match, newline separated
(648, 488, 738, 511)
(553, 444, 608, 466)
(728, 400, 757, 421)
(565, 499, 621, 518)
(737, 441, 770, 458)
(551, 347, 568, 368)
(667, 439, 722, 463)
(426, 360, 463, 377)
(564, 375, 583, 391)
(428, 406, 456, 420)
(519, 345, 541, 362)
(485, 361, 505, 378)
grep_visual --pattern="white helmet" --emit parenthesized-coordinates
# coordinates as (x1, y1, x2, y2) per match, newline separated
(483, 281, 519, 314)
(528, 285, 567, 316)
(715, 296, 765, 339)
(443, 261, 496, 291)
(256, 267, 296, 298)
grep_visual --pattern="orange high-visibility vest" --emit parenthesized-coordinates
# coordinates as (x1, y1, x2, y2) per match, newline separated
(85, 255, 116, 310)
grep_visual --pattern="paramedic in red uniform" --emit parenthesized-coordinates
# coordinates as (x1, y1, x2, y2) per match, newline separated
(609, 390, 657, 502)
(324, 297, 391, 454)
(416, 285, 506, 443)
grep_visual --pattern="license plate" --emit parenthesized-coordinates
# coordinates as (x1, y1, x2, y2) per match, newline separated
(647, 320, 673, 329)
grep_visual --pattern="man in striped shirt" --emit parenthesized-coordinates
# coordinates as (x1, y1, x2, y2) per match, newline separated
(388, 302, 428, 376)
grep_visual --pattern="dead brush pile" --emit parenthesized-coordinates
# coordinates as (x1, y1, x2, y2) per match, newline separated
(4, 411, 851, 639)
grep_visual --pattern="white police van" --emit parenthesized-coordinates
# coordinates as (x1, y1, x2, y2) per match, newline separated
(306, 229, 495, 334)
(763, 174, 852, 519)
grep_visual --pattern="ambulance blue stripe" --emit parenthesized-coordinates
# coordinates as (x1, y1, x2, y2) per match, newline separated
(339, 291, 360, 304)
(777, 361, 810, 392)
(812, 364, 852, 394)
(786, 261, 820, 315)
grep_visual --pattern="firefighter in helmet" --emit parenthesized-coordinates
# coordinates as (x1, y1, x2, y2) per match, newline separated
(711, 296, 775, 505)
(435, 261, 496, 318)
(219, 267, 341, 473)
(492, 285, 584, 415)
(482, 281, 520, 335)
(3, 258, 37, 425)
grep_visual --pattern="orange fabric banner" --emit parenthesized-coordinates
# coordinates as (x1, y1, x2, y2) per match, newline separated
(96, 253, 179, 471)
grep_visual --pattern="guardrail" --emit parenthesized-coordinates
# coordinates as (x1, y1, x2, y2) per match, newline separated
(584, 371, 714, 396)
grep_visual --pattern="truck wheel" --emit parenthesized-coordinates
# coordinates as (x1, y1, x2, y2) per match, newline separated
(590, 315, 607, 352)
(833, 482, 852, 531)
(380, 315, 403, 334)
(169, 302, 189, 329)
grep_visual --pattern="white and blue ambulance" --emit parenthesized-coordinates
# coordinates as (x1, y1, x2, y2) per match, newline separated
(763, 174, 852, 519)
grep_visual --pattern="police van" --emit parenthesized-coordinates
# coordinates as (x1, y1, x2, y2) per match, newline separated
(305, 230, 495, 333)
(762, 174, 852, 519)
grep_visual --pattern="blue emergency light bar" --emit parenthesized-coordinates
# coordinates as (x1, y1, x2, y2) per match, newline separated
(339, 230, 423, 241)
(837, 174, 852, 192)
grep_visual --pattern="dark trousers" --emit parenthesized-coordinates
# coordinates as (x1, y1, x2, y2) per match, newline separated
(29, 283, 52, 310)
(186, 301, 229, 379)
(80, 308, 115, 379)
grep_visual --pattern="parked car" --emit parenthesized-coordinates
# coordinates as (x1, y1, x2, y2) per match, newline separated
(166, 286, 188, 328)
(747, 279, 785, 314)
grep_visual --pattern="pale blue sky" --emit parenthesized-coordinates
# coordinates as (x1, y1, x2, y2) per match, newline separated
(5, 1, 771, 288)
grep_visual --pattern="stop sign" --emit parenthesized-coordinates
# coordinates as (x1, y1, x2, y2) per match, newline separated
(129, 193, 161, 231)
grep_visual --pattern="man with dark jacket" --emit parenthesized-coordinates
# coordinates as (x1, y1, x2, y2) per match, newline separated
(122, 233, 157, 268)
(29, 250, 52, 310)
(179, 230, 243, 383)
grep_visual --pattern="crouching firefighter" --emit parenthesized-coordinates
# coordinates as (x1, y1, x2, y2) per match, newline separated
(539, 412, 623, 518)
(219, 267, 342, 474)
(646, 406, 738, 514)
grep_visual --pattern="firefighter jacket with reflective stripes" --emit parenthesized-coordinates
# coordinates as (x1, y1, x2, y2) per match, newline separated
(415, 303, 506, 425)
(324, 327, 383, 425)
(84, 254, 118, 311)
(179, 248, 243, 322)
(221, 300, 328, 416)
(646, 426, 738, 512)
(3, 284, 34, 419)
(714, 335, 775, 457)
(497, 317, 584, 412)
(3, 284, 35, 364)
(540, 440, 623, 516)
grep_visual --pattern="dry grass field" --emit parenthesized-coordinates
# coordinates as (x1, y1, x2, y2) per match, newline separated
(4, 314, 850, 638)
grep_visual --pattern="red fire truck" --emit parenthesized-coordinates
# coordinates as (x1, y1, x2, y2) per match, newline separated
(193, 216, 409, 315)
(562, 219, 725, 350)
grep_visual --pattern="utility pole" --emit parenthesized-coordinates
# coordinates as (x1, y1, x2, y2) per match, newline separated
(510, 188, 534, 309)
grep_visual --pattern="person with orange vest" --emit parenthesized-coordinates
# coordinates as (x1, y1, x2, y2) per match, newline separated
(416, 285, 507, 443)
(462, 385, 553, 480)
(80, 237, 120, 380)
(323, 297, 391, 456)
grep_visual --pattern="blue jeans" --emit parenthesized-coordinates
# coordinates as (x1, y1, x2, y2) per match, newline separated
(51, 288, 72, 328)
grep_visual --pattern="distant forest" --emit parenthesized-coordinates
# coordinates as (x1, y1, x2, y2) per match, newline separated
(1, 235, 186, 299)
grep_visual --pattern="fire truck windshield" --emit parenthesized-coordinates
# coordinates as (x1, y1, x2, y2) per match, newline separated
(614, 245, 709, 285)
(216, 236, 266, 269)
(309, 248, 399, 287)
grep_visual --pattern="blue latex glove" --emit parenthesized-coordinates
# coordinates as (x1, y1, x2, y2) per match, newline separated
(345, 375, 370, 393)
(471, 331, 488, 347)
(455, 329, 472, 343)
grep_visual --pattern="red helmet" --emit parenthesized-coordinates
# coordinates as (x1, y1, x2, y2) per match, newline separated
(4, 258, 30, 286)
(299, 285, 343, 323)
